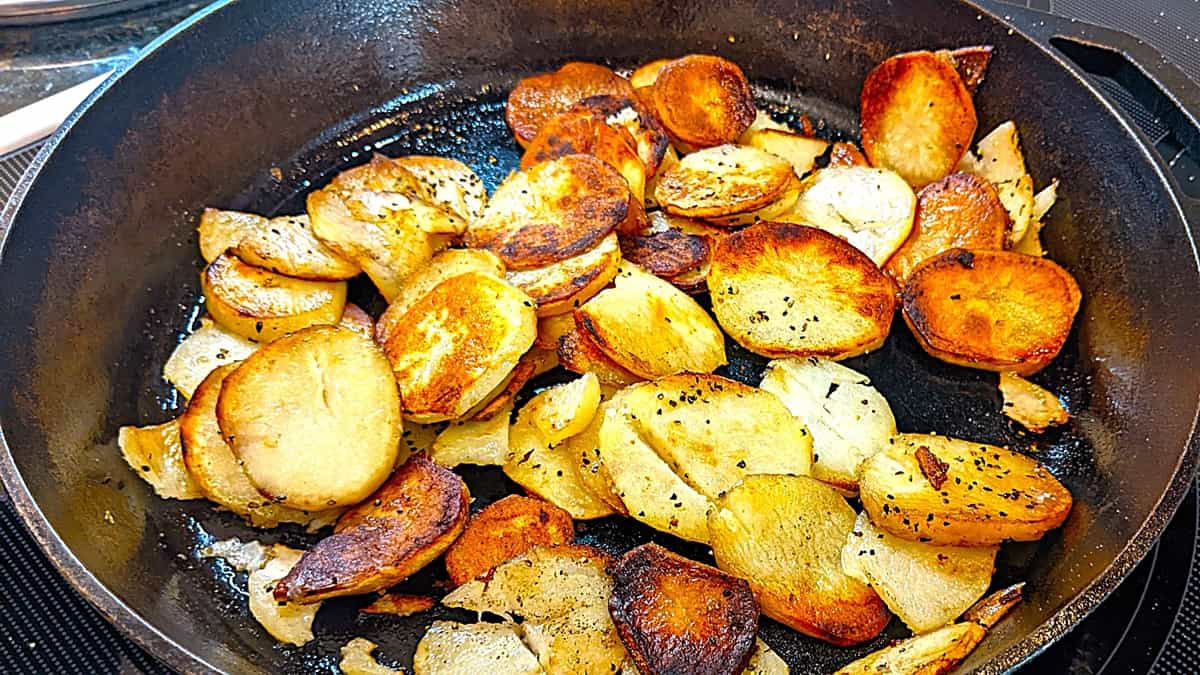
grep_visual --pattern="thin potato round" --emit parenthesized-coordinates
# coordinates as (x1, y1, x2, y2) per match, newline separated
(390, 155, 488, 224)
(443, 495, 575, 586)
(569, 400, 627, 515)
(430, 405, 511, 468)
(163, 318, 258, 399)
(573, 94, 670, 176)
(861, 50, 977, 188)
(956, 121, 1035, 246)
(465, 155, 631, 270)
(650, 55, 756, 150)
(902, 248, 1081, 375)
(216, 325, 401, 510)
(536, 312, 578, 351)
(743, 127, 828, 179)
(201, 251, 347, 343)
(374, 248, 505, 345)
(704, 175, 803, 228)
(884, 172, 1009, 283)
(506, 62, 635, 147)
(231, 214, 361, 281)
(654, 144, 793, 220)
(520, 108, 646, 202)
(504, 231, 622, 317)
(384, 272, 536, 422)
(118, 418, 204, 501)
(833, 622, 986, 675)
(198, 208, 264, 263)
(415, 622, 541, 675)
(527, 372, 602, 445)
(629, 58, 673, 89)
(618, 230, 709, 279)
(709, 222, 897, 360)
(504, 408, 616, 520)
(782, 166, 915, 266)
(556, 325, 644, 387)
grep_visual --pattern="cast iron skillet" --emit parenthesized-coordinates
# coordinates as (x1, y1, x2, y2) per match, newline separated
(2, 0, 1200, 672)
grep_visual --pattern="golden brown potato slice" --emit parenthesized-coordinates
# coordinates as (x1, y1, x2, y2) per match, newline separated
(833, 622, 986, 675)
(201, 251, 348, 343)
(466, 352, 540, 422)
(575, 262, 726, 378)
(506, 62, 636, 147)
(275, 456, 468, 602)
(374, 248, 505, 345)
(901, 248, 1081, 375)
(360, 592, 435, 616)
(556, 324, 644, 387)
(703, 174, 803, 228)
(521, 107, 646, 202)
(384, 272, 536, 422)
(955, 121, 1035, 246)
(861, 50, 976, 188)
(444, 494, 575, 586)
(630, 58, 674, 89)
(828, 141, 869, 168)
(944, 45, 994, 95)
(182, 364, 342, 528)
(961, 582, 1024, 629)
(842, 512, 996, 634)
(390, 155, 488, 225)
(708, 474, 890, 645)
(248, 545, 321, 646)
(999, 372, 1070, 432)
(466, 155, 630, 270)
(782, 166, 916, 265)
(527, 372, 602, 445)
(884, 172, 1009, 283)
(163, 318, 259, 399)
(759, 357, 896, 494)
(505, 231, 622, 317)
(610, 543, 759, 675)
(654, 144, 794, 220)
(340, 638, 402, 675)
(216, 325, 401, 510)
(118, 418, 204, 500)
(650, 55, 756, 151)
(429, 405, 510, 468)
(414, 622, 542, 675)
(198, 208, 359, 280)
(198, 208, 264, 263)
(744, 128, 828, 179)
(859, 433, 1074, 546)
(709, 222, 897, 360)
(574, 94, 670, 177)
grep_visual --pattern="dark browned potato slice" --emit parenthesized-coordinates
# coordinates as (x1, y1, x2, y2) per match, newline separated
(465, 155, 631, 270)
(504, 232, 622, 317)
(650, 55, 756, 151)
(654, 144, 794, 220)
(360, 592, 435, 616)
(619, 230, 709, 279)
(506, 62, 635, 147)
(275, 456, 469, 603)
(901, 248, 1081, 375)
(861, 50, 977, 188)
(709, 222, 897, 360)
(641, 210, 727, 294)
(573, 94, 670, 176)
(520, 108, 646, 202)
(944, 45, 994, 94)
(609, 543, 759, 675)
(859, 434, 1074, 546)
(828, 141, 869, 168)
(884, 172, 1010, 283)
(443, 495, 575, 586)
(833, 622, 986, 675)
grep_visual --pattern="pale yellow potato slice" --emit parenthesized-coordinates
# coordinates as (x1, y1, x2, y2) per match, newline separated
(118, 418, 204, 500)
(414, 622, 541, 675)
(216, 325, 401, 510)
(575, 262, 726, 378)
(956, 121, 1035, 245)
(229, 213, 360, 281)
(833, 622, 987, 675)
(743, 127, 828, 179)
(247, 545, 320, 646)
(391, 155, 489, 225)
(198, 208, 263, 263)
(429, 405, 510, 468)
(163, 318, 259, 399)
(842, 512, 996, 634)
(999, 372, 1070, 432)
(505, 402, 616, 520)
(201, 251, 347, 343)
(629, 58, 674, 89)
(569, 400, 627, 515)
(340, 638, 402, 675)
(1015, 179, 1059, 257)
(654, 144, 794, 220)
(528, 372, 602, 445)
(505, 231, 622, 317)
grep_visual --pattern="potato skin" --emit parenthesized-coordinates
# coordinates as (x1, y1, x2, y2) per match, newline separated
(275, 456, 469, 603)
(609, 543, 758, 675)
(444, 495, 574, 586)
(901, 248, 1081, 375)
(506, 62, 635, 146)
(650, 55, 756, 150)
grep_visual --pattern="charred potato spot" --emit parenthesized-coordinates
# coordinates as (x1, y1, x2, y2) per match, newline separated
(709, 222, 897, 360)
(655, 144, 794, 220)
(619, 229, 710, 279)
(520, 108, 646, 203)
(505, 232, 622, 317)
(650, 55, 756, 150)
(609, 543, 759, 675)
(275, 457, 469, 603)
(901, 248, 1081, 375)
(506, 62, 635, 146)
(443, 494, 574, 586)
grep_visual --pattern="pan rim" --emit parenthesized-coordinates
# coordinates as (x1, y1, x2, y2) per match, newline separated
(0, 0, 1198, 673)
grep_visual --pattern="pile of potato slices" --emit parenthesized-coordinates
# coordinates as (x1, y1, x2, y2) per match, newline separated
(118, 45, 1082, 675)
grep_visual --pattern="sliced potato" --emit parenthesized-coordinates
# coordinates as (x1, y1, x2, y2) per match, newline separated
(708, 474, 890, 645)
(216, 325, 400, 510)
(429, 406, 510, 468)
(182, 364, 341, 528)
(340, 638, 402, 675)
(537, 312, 579, 351)
(163, 318, 259, 399)
(374, 248, 505, 345)
(743, 639, 789, 675)
(556, 323, 644, 387)
(945, 45, 994, 94)
(232, 214, 361, 281)
(861, 50, 976, 188)
(506, 231, 622, 317)
(360, 592, 435, 617)
(644, 144, 680, 209)
(618, 229, 709, 279)
(384, 272, 536, 422)
(576, 94, 671, 176)
(609, 543, 759, 675)
(505, 402, 617, 520)
(833, 621, 986, 675)
(506, 62, 635, 147)
(828, 141, 869, 168)
(843, 512, 996, 633)
(956, 121, 1034, 245)
(962, 582, 1024, 629)
(521, 107, 646, 202)
(201, 251, 347, 343)
(884, 172, 1009, 283)
(781, 166, 916, 265)
(118, 418, 204, 500)
(759, 357, 896, 494)
(650, 55, 756, 151)
(414, 621, 542, 675)
(528, 372, 602, 445)
(390, 155, 488, 225)
(709, 222, 897, 360)
(655, 144, 794, 220)
(467, 353, 539, 422)
(630, 58, 673, 89)
(902, 248, 1082, 375)
(859, 433, 1074, 546)
(640, 209, 727, 293)
(248, 546, 320, 646)
(1015, 179, 1059, 257)
(275, 456, 469, 602)
(745, 128, 828, 179)
(398, 421, 443, 465)
(198, 208, 264, 263)
(569, 400, 628, 515)
(576, 262, 726, 378)
(444, 494, 575, 586)
(620, 374, 812, 499)
(703, 175, 803, 228)
(999, 372, 1070, 432)
(199, 537, 272, 572)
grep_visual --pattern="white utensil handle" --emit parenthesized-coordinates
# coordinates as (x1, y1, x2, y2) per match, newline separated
(0, 72, 110, 156)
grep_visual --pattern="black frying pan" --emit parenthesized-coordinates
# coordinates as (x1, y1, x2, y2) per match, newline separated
(2, 1, 1199, 673)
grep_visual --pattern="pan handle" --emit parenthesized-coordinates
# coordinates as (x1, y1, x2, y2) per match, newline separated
(977, 1, 1200, 221)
